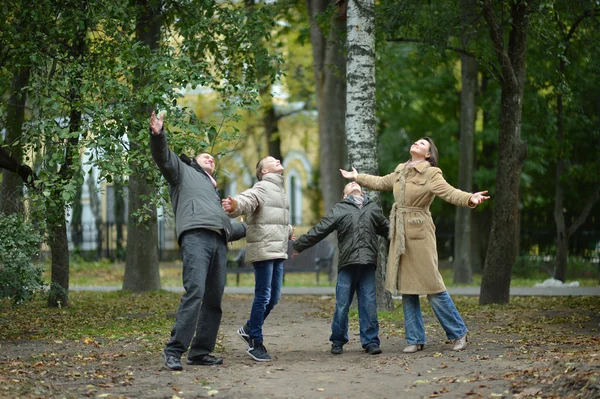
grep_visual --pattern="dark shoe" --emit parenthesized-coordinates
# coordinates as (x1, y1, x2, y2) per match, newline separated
(247, 339, 271, 362)
(365, 343, 382, 355)
(331, 344, 343, 355)
(163, 353, 183, 371)
(186, 354, 224, 366)
(237, 325, 251, 346)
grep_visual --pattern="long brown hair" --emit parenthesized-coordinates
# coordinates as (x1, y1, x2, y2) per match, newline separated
(422, 137, 439, 167)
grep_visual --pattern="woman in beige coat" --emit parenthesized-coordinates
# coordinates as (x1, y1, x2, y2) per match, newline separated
(340, 137, 489, 353)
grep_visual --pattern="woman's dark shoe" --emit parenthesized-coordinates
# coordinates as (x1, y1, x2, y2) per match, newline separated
(402, 344, 424, 353)
(186, 354, 224, 366)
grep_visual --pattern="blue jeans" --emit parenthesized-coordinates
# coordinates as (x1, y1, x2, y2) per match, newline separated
(246, 259, 284, 344)
(330, 264, 380, 348)
(402, 291, 467, 345)
(164, 229, 227, 360)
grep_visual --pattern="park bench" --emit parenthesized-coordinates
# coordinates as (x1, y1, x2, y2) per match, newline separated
(226, 240, 335, 286)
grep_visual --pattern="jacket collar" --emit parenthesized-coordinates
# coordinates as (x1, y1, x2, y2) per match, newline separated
(402, 160, 429, 174)
(342, 195, 371, 207)
(262, 173, 284, 187)
(415, 161, 429, 174)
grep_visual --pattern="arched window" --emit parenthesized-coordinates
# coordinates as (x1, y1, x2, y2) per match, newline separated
(287, 170, 302, 225)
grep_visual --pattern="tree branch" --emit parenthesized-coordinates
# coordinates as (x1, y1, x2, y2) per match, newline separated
(562, 8, 600, 56)
(275, 102, 310, 121)
(386, 36, 475, 58)
(386, 36, 503, 82)
(567, 183, 600, 237)
(481, 0, 518, 88)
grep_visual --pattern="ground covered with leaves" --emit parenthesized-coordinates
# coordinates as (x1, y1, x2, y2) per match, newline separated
(1, 292, 599, 399)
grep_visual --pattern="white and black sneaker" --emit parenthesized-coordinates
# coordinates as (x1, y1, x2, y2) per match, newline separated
(237, 325, 251, 346)
(247, 339, 271, 362)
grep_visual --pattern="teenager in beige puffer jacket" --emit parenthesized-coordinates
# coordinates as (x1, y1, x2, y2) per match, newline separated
(222, 156, 293, 362)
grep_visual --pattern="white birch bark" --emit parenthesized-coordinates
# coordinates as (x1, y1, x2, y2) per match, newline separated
(346, 0, 378, 195)
(346, 0, 392, 310)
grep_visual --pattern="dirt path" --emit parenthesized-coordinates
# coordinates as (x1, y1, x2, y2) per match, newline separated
(1, 294, 599, 398)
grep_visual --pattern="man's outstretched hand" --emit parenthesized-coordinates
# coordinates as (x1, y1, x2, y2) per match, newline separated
(150, 111, 164, 135)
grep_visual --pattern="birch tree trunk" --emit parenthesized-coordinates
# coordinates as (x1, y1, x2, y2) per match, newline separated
(346, 0, 392, 310)
(453, 0, 478, 284)
(479, 0, 529, 305)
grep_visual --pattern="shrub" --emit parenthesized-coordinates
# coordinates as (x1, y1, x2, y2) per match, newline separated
(0, 213, 44, 305)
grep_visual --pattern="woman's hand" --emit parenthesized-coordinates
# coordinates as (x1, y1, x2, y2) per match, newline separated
(339, 167, 358, 180)
(470, 190, 490, 206)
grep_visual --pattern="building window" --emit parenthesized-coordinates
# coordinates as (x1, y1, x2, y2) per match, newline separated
(287, 170, 302, 225)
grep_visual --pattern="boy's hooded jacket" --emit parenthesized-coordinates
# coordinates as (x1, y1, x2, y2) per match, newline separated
(293, 196, 389, 270)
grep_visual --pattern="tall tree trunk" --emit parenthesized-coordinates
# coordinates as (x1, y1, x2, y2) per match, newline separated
(123, 0, 162, 292)
(472, 72, 493, 273)
(307, 0, 347, 282)
(114, 182, 126, 260)
(479, 0, 529, 305)
(453, 0, 478, 284)
(551, 11, 600, 282)
(47, 5, 90, 307)
(48, 219, 69, 307)
(88, 170, 103, 259)
(70, 183, 84, 250)
(346, 0, 392, 310)
(263, 98, 283, 162)
(245, 0, 284, 163)
(123, 173, 160, 291)
(48, 101, 83, 308)
(0, 68, 30, 215)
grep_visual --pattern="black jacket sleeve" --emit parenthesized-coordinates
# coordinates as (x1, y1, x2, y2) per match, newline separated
(293, 207, 338, 253)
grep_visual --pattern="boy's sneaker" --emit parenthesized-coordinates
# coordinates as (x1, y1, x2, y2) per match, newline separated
(365, 343, 382, 355)
(331, 344, 343, 355)
(237, 325, 251, 346)
(247, 339, 271, 362)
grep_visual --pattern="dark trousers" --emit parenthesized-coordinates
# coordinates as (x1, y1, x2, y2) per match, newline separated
(164, 229, 227, 360)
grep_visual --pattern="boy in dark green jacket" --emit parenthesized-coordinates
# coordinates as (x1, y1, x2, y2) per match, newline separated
(293, 182, 389, 355)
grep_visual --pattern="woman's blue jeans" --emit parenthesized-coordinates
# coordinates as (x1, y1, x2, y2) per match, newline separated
(330, 264, 380, 348)
(247, 258, 284, 344)
(402, 291, 467, 345)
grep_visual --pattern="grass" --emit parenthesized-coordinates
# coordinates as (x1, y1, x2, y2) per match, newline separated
(41, 259, 337, 288)
(39, 259, 599, 288)
(3, 291, 599, 343)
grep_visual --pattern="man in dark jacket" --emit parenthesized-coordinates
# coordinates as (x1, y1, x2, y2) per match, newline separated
(150, 111, 246, 371)
(293, 182, 389, 355)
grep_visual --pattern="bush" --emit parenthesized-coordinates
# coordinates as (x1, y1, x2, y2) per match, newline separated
(0, 213, 44, 305)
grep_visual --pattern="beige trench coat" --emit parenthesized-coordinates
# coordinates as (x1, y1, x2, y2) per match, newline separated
(357, 161, 475, 294)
